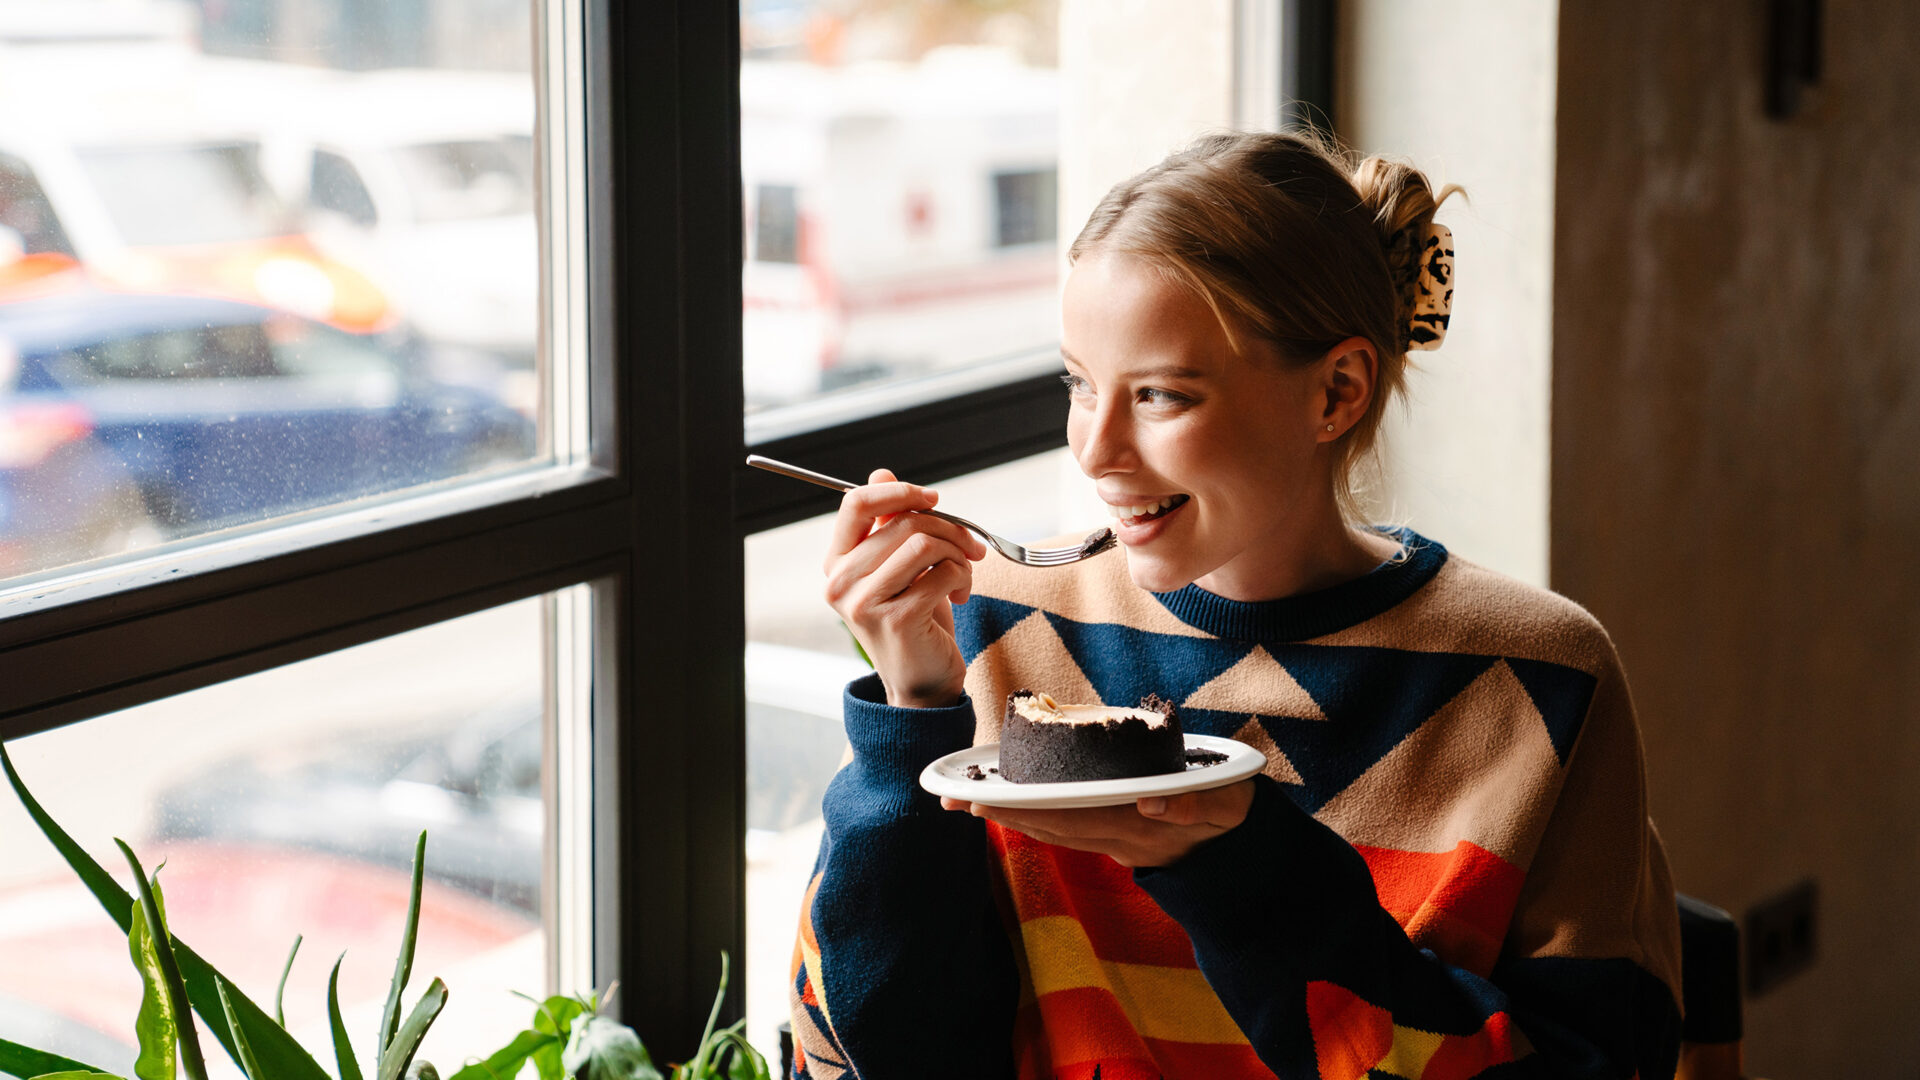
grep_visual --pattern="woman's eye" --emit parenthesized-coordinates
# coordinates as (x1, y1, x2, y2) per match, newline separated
(1139, 387, 1187, 406)
(1059, 373, 1091, 397)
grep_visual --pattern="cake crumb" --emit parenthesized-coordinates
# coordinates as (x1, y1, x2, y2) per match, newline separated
(965, 764, 987, 780)
(1184, 748, 1229, 767)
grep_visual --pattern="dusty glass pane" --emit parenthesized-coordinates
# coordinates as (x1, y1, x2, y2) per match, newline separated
(740, 1, 1061, 414)
(0, 592, 580, 1078)
(0, 2, 549, 584)
(742, 447, 1100, 1055)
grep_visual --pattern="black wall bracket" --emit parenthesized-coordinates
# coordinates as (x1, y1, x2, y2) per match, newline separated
(1765, 0, 1823, 119)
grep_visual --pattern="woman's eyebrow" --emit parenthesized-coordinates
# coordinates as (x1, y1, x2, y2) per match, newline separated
(1059, 351, 1207, 381)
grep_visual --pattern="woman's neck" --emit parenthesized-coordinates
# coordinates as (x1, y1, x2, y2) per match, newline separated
(1193, 508, 1400, 603)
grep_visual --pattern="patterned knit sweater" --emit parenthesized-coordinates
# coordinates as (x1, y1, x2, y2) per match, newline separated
(789, 529, 1683, 1080)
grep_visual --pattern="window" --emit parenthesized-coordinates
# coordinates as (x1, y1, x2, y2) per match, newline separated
(310, 150, 379, 228)
(0, 0, 750, 1063)
(2, 0, 1330, 1065)
(993, 167, 1057, 248)
(752, 184, 800, 265)
(734, 0, 1327, 1056)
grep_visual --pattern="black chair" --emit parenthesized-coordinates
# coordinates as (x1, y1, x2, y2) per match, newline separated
(1676, 893, 1744, 1080)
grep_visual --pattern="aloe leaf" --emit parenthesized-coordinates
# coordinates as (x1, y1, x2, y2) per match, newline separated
(2, 747, 330, 1080)
(127, 869, 177, 1080)
(328, 953, 365, 1080)
(376, 978, 447, 1080)
(214, 978, 263, 1080)
(683, 953, 731, 1080)
(276, 934, 303, 1028)
(560, 1016, 661, 1080)
(0, 1035, 108, 1079)
(376, 833, 428, 1058)
(117, 841, 207, 1080)
(446, 1030, 555, 1080)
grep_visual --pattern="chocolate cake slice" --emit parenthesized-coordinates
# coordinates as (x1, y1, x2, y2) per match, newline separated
(998, 689, 1185, 783)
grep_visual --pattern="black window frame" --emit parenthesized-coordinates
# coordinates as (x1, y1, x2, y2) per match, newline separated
(0, 0, 1336, 1060)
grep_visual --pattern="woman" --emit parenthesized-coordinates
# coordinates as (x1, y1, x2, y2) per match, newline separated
(789, 131, 1682, 1080)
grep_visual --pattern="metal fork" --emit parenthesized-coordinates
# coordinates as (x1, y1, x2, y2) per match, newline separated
(746, 454, 1116, 567)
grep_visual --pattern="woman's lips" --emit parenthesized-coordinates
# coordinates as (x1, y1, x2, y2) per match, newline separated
(1113, 494, 1190, 542)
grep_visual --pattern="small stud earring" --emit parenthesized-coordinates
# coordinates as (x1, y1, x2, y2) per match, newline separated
(1325, 424, 1335, 433)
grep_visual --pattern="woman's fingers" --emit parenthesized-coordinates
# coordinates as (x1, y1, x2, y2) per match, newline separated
(824, 468, 930, 562)
(829, 527, 977, 619)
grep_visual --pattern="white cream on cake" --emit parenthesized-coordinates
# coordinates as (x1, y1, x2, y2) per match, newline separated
(1011, 691, 1170, 727)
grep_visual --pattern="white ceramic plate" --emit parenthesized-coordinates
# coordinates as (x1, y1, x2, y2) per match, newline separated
(919, 734, 1267, 809)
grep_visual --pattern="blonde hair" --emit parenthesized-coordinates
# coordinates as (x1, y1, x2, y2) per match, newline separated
(1068, 128, 1460, 523)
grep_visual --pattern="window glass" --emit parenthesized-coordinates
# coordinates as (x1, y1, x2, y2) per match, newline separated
(993, 167, 1057, 248)
(0, 4, 560, 589)
(740, 2, 1061, 417)
(0, 154, 77, 258)
(742, 446, 1100, 1055)
(0, 590, 592, 1076)
(76, 143, 287, 248)
(310, 150, 379, 228)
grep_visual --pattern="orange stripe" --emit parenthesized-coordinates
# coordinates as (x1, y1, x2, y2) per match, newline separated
(1418, 1010, 1523, 1080)
(1028, 985, 1154, 1071)
(1305, 981, 1393, 1080)
(1354, 841, 1524, 976)
(991, 824, 1202, 968)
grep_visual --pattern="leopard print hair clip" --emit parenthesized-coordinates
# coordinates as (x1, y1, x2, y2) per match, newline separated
(1404, 223, 1454, 352)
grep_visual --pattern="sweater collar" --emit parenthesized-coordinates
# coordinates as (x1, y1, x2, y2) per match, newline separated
(1150, 527, 1447, 642)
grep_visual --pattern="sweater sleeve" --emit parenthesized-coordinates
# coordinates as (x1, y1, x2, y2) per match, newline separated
(788, 673, 1020, 1080)
(1133, 656, 1683, 1080)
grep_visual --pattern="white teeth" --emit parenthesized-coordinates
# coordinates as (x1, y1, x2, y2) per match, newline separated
(1129, 504, 1148, 517)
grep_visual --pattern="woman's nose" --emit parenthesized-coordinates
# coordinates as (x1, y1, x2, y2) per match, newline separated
(1071, 401, 1134, 477)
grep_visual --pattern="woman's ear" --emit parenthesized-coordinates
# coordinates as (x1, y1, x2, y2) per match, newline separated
(1317, 336, 1378, 442)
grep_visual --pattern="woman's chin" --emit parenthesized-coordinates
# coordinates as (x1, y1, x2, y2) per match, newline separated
(1122, 550, 1198, 594)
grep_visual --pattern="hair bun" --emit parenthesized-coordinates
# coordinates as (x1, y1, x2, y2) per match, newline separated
(1351, 157, 1461, 349)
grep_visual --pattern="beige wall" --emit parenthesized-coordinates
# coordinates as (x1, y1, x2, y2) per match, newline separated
(1552, 4, 1920, 1073)
(1340, 1, 1559, 586)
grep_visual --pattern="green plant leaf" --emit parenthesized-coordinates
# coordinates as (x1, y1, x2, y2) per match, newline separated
(376, 978, 447, 1080)
(560, 1016, 661, 1080)
(2, 744, 309, 1075)
(328, 953, 365, 1080)
(1, 1035, 107, 1079)
(117, 841, 206, 1080)
(515, 994, 584, 1080)
(681, 953, 731, 1080)
(718, 1031, 768, 1080)
(127, 868, 177, 1080)
(214, 979, 263, 1080)
(447, 1029, 555, 1080)
(406, 1063, 440, 1080)
(376, 833, 428, 1059)
(276, 934, 303, 1028)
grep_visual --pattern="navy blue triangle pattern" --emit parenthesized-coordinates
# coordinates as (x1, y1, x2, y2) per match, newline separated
(1258, 644, 1501, 812)
(957, 601, 1598, 812)
(1042, 613, 1261, 713)
(1504, 657, 1599, 764)
(956, 595, 1041, 666)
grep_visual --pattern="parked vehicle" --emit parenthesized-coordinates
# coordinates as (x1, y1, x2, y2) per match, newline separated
(0, 15, 392, 333)
(0, 288, 534, 537)
(258, 68, 540, 377)
(740, 48, 1060, 408)
(144, 642, 867, 915)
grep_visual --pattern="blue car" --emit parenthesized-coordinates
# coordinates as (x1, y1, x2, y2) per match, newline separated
(0, 289, 534, 548)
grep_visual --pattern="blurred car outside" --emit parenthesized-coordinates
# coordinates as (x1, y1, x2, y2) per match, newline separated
(740, 46, 1059, 409)
(254, 66, 540, 415)
(0, 287, 535, 548)
(0, 9, 394, 333)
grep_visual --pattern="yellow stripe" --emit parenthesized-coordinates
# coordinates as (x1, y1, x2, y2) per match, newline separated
(1018, 915, 1248, 1045)
(1376, 1024, 1445, 1079)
